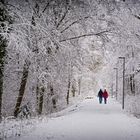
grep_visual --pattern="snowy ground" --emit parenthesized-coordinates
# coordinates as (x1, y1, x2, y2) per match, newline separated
(5, 97, 140, 140)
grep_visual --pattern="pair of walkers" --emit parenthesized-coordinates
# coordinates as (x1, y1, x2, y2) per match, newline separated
(98, 89, 108, 104)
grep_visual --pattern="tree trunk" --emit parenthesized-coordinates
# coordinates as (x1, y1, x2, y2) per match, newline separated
(38, 87, 44, 115)
(36, 84, 39, 114)
(0, 37, 7, 122)
(0, 58, 4, 122)
(0, 0, 12, 120)
(72, 85, 75, 97)
(52, 98, 56, 109)
(14, 60, 30, 117)
(0, 80, 2, 122)
(66, 79, 71, 105)
(78, 79, 81, 95)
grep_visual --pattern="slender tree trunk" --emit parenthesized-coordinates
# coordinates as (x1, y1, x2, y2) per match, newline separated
(0, 37, 7, 122)
(78, 78, 81, 95)
(66, 78, 71, 105)
(72, 85, 75, 97)
(49, 84, 56, 109)
(0, 59, 4, 122)
(0, 80, 2, 122)
(38, 87, 44, 115)
(66, 59, 72, 105)
(38, 93, 44, 115)
(52, 98, 56, 109)
(36, 84, 39, 114)
(14, 60, 30, 117)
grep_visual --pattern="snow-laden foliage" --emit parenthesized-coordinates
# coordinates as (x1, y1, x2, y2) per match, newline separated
(0, 0, 140, 122)
(1, 0, 108, 117)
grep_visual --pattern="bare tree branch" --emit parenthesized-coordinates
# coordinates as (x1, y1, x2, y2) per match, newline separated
(60, 16, 89, 33)
(56, 6, 70, 29)
(134, 15, 140, 20)
(42, 0, 51, 13)
(60, 30, 110, 42)
(135, 33, 140, 40)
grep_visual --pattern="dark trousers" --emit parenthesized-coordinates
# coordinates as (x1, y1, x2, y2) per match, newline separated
(99, 97, 102, 104)
(104, 98, 107, 104)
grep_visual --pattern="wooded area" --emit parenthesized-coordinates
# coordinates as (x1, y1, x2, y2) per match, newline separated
(0, 0, 140, 121)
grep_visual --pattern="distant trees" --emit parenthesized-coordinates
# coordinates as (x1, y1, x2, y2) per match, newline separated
(108, 0, 140, 115)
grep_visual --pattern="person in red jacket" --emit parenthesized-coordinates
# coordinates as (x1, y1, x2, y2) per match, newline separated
(102, 89, 109, 104)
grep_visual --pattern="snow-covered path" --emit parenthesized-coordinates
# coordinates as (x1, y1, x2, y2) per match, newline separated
(12, 97, 140, 140)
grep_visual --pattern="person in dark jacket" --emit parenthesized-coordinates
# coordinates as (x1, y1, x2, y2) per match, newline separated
(98, 89, 103, 104)
(102, 89, 109, 104)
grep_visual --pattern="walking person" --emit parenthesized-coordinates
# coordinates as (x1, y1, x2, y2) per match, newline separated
(98, 89, 103, 104)
(102, 89, 109, 104)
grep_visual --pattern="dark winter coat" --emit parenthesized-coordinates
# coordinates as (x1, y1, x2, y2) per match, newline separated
(102, 90, 108, 98)
(98, 89, 103, 98)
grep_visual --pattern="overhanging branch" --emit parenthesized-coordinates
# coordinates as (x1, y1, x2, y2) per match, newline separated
(60, 30, 110, 42)
(134, 15, 140, 20)
(60, 16, 89, 33)
(42, 0, 51, 13)
(56, 6, 70, 29)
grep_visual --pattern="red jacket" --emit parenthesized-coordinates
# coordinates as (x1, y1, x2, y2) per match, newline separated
(103, 90, 108, 98)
